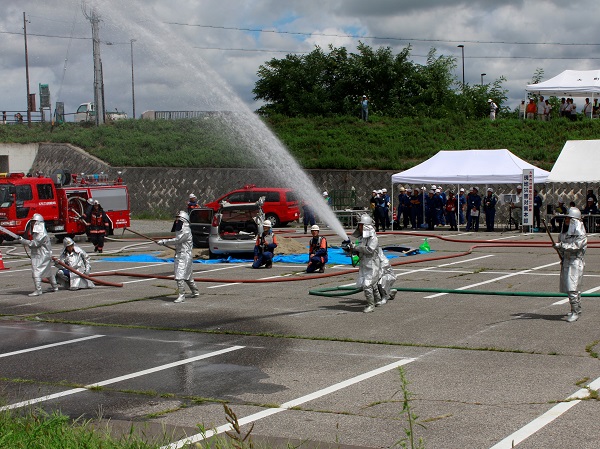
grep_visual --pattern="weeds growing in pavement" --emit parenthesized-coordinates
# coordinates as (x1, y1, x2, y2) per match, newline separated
(0, 408, 169, 448)
(394, 367, 426, 449)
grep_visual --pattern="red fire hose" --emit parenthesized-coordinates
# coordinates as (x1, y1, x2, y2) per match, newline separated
(51, 256, 123, 288)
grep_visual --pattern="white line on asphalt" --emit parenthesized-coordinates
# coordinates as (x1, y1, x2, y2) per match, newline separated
(339, 255, 495, 288)
(0, 345, 244, 412)
(551, 284, 600, 305)
(489, 376, 600, 449)
(0, 335, 105, 358)
(423, 261, 560, 299)
(163, 357, 417, 449)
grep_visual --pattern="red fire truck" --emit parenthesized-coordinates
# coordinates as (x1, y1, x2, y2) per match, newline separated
(0, 170, 130, 243)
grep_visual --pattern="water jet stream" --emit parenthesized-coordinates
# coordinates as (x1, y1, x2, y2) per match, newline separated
(89, 0, 350, 241)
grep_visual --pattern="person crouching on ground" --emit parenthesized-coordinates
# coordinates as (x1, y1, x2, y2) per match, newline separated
(554, 207, 587, 322)
(253, 220, 277, 268)
(350, 214, 383, 313)
(19, 213, 58, 296)
(157, 211, 199, 303)
(55, 237, 94, 291)
(306, 225, 328, 273)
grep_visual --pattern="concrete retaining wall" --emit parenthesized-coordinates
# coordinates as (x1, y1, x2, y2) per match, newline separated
(0, 143, 39, 173)
(26, 143, 598, 220)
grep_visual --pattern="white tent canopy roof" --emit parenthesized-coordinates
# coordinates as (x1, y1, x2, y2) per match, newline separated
(546, 140, 600, 183)
(391, 149, 550, 185)
(525, 69, 600, 98)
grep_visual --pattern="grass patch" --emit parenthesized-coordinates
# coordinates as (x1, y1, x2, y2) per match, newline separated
(0, 408, 168, 448)
(2, 116, 600, 170)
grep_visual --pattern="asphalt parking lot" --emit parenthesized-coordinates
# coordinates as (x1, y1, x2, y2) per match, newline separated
(0, 223, 599, 449)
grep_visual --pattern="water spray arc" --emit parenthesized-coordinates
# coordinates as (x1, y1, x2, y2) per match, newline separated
(89, 0, 348, 240)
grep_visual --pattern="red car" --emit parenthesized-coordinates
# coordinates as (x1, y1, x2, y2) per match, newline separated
(204, 185, 299, 227)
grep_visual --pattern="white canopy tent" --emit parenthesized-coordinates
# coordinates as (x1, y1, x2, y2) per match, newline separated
(546, 140, 600, 183)
(390, 149, 550, 231)
(391, 149, 550, 185)
(526, 69, 600, 98)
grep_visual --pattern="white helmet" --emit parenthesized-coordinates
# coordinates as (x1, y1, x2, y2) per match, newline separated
(382, 188, 387, 193)
(263, 220, 272, 227)
(32, 213, 44, 222)
(310, 224, 320, 231)
(359, 215, 373, 225)
(189, 193, 197, 199)
(63, 237, 75, 248)
(567, 207, 581, 220)
(176, 210, 190, 223)
(322, 191, 328, 196)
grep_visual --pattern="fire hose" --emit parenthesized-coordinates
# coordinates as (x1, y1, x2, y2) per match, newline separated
(123, 227, 176, 251)
(51, 257, 123, 288)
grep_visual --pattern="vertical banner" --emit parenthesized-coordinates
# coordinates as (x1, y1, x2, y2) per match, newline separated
(522, 169, 534, 227)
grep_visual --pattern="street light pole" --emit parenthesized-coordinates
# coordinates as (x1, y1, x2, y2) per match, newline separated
(481, 73, 486, 85)
(130, 39, 136, 119)
(23, 12, 32, 127)
(457, 44, 465, 86)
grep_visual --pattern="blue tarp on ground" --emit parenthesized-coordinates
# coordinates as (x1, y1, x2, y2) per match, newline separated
(101, 247, 423, 265)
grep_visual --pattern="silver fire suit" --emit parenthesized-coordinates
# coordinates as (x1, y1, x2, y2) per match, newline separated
(56, 245, 95, 290)
(353, 223, 382, 307)
(21, 221, 57, 295)
(377, 247, 397, 302)
(159, 220, 198, 301)
(555, 217, 587, 316)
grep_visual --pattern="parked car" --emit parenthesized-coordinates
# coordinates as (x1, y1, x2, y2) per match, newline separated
(204, 185, 299, 227)
(188, 207, 214, 248)
(208, 200, 265, 257)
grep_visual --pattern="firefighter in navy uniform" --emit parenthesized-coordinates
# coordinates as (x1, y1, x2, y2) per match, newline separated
(85, 200, 109, 253)
(306, 225, 328, 273)
(253, 220, 278, 268)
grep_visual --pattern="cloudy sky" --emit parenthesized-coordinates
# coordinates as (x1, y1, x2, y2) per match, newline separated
(2, 0, 600, 120)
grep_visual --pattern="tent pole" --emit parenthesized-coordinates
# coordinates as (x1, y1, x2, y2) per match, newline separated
(457, 183, 460, 231)
(391, 181, 394, 231)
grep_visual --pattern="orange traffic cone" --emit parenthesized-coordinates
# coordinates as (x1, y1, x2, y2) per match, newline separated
(0, 249, 8, 270)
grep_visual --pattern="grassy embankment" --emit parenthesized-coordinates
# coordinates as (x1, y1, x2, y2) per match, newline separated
(1, 115, 600, 171)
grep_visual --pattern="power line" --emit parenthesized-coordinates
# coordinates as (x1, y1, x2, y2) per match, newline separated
(1, 29, 599, 59)
(162, 21, 600, 47)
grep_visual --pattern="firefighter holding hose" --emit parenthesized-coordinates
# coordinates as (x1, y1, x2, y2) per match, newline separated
(157, 211, 199, 303)
(18, 213, 59, 296)
(55, 237, 94, 291)
(348, 214, 383, 313)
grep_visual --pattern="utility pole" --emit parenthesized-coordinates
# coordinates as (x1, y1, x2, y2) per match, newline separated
(83, 3, 105, 125)
(130, 39, 136, 119)
(23, 12, 32, 127)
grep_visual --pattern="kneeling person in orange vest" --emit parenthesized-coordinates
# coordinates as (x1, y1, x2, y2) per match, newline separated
(306, 225, 328, 273)
(253, 220, 277, 269)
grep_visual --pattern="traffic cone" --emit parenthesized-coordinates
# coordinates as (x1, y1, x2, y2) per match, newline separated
(0, 249, 7, 270)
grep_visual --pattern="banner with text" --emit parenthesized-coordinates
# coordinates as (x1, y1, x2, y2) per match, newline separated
(522, 169, 534, 227)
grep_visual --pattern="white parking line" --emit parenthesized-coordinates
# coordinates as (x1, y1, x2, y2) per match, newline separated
(163, 357, 416, 449)
(424, 261, 560, 299)
(489, 376, 600, 449)
(552, 284, 600, 305)
(0, 345, 244, 411)
(0, 335, 104, 358)
(339, 255, 495, 288)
